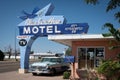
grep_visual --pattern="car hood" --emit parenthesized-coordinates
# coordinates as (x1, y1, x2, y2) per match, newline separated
(31, 61, 55, 67)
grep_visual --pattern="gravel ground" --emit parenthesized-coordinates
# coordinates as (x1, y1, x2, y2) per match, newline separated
(0, 71, 66, 80)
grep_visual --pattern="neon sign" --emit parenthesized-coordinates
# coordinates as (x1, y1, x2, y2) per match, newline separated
(65, 24, 83, 33)
(19, 23, 89, 35)
(18, 3, 89, 36)
(21, 25, 61, 35)
(25, 17, 63, 25)
(18, 16, 65, 26)
(18, 3, 89, 71)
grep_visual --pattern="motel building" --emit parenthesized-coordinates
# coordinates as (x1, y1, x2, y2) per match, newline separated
(48, 34, 120, 79)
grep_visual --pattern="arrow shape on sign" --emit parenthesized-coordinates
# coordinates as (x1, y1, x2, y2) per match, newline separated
(18, 3, 66, 26)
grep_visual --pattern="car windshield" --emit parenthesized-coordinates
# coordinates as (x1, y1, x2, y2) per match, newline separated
(41, 58, 61, 63)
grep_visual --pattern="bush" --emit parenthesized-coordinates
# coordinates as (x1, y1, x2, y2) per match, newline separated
(0, 50, 5, 61)
(63, 71, 71, 79)
(97, 60, 120, 80)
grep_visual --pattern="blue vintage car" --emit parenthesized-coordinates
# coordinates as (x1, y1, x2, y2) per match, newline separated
(29, 57, 70, 75)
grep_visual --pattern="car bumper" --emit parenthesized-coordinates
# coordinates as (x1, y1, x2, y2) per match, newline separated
(29, 69, 52, 74)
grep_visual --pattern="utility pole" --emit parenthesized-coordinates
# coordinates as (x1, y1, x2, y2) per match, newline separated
(15, 27, 17, 61)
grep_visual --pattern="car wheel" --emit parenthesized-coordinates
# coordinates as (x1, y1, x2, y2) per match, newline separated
(32, 73, 37, 76)
(51, 69, 56, 76)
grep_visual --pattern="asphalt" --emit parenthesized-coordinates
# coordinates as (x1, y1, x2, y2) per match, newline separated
(0, 60, 68, 80)
(0, 71, 65, 80)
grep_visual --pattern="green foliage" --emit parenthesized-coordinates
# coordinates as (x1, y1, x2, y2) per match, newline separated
(84, 0, 98, 5)
(103, 23, 120, 50)
(63, 71, 71, 79)
(84, 0, 120, 23)
(84, 0, 120, 79)
(97, 60, 120, 79)
(0, 50, 5, 61)
(30, 51, 34, 54)
(109, 45, 120, 50)
(106, 0, 120, 12)
(65, 47, 72, 56)
(102, 33, 112, 37)
(115, 12, 120, 23)
(84, 0, 120, 51)
(117, 53, 120, 60)
(103, 23, 120, 41)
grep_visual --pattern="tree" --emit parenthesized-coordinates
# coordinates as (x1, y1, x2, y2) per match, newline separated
(0, 50, 5, 61)
(84, 0, 120, 51)
(6, 45, 13, 59)
(103, 23, 120, 50)
(30, 50, 34, 54)
(65, 47, 72, 56)
(84, 0, 120, 79)
(84, 0, 120, 23)
(97, 60, 120, 80)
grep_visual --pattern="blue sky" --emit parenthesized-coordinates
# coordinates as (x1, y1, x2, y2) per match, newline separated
(0, 0, 119, 53)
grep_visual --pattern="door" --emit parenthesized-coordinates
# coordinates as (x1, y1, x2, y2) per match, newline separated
(78, 48, 94, 69)
(87, 48, 94, 68)
(78, 47, 104, 69)
(78, 48, 86, 69)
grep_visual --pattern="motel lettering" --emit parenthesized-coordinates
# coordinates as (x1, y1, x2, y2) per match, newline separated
(22, 25, 61, 35)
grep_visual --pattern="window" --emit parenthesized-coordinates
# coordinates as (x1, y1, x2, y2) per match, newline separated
(78, 47, 104, 69)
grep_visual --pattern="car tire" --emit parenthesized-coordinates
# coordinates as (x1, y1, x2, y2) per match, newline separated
(32, 73, 37, 76)
(51, 69, 56, 76)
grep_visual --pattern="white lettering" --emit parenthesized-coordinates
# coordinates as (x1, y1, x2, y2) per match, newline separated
(47, 26, 53, 33)
(55, 26, 61, 33)
(32, 26, 39, 34)
(23, 25, 61, 35)
(20, 41, 25, 45)
(25, 17, 62, 25)
(23, 27, 31, 34)
(39, 26, 45, 33)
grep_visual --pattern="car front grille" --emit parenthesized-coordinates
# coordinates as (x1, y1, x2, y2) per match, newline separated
(31, 66, 46, 71)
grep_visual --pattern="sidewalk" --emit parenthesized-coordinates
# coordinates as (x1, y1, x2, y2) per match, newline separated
(0, 71, 64, 80)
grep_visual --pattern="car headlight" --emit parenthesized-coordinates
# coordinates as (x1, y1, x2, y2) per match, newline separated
(46, 64, 50, 69)
(29, 64, 32, 68)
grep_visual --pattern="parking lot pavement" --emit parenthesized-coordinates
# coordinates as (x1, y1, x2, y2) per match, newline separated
(0, 71, 64, 80)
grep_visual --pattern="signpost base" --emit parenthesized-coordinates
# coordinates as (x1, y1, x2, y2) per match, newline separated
(18, 69, 28, 74)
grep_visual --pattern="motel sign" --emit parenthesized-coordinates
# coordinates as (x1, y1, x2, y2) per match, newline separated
(18, 3, 89, 72)
(19, 23, 88, 36)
